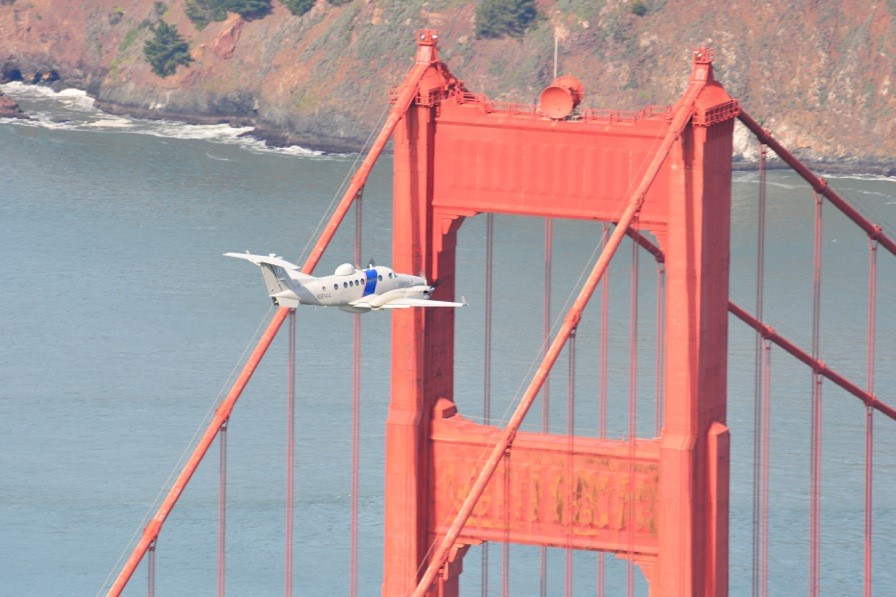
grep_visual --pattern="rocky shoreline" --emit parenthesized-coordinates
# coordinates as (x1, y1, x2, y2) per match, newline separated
(3, 82, 894, 177)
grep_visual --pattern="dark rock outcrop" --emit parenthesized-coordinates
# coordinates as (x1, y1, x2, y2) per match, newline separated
(0, 90, 25, 118)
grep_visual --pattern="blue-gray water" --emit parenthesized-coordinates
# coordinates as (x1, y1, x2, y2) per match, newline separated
(1, 83, 895, 596)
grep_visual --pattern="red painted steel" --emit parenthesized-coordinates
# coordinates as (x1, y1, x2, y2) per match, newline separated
(107, 37, 435, 596)
(598, 223, 610, 597)
(539, 217, 551, 597)
(482, 212, 493, 597)
(727, 301, 896, 420)
(810, 193, 823, 596)
(612, 221, 896, 426)
(737, 111, 896, 256)
(218, 421, 227, 597)
(753, 141, 769, 597)
(350, 194, 362, 597)
(864, 239, 878, 597)
(285, 311, 295, 597)
(108, 29, 896, 597)
(108, 306, 290, 596)
(401, 48, 724, 595)
(429, 400, 661, 553)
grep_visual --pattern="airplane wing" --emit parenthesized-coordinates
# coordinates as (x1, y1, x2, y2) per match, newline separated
(374, 297, 466, 309)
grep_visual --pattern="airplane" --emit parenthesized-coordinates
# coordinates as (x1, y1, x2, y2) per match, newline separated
(225, 252, 466, 313)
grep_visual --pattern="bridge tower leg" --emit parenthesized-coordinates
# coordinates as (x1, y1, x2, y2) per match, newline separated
(382, 30, 462, 597)
(656, 72, 734, 595)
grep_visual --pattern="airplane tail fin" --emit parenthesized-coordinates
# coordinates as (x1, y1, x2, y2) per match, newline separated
(225, 252, 314, 308)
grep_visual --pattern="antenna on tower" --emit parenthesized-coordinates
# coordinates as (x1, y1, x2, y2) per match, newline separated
(553, 31, 558, 79)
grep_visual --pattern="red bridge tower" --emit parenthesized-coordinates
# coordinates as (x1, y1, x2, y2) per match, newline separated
(386, 30, 737, 596)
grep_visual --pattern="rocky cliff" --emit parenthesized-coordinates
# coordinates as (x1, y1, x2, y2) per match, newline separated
(1, 0, 894, 165)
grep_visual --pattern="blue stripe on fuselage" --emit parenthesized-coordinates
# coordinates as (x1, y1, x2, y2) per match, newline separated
(363, 268, 377, 296)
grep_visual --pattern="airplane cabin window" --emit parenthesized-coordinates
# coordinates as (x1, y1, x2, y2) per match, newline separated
(333, 284, 338, 290)
(378, 275, 382, 281)
(343, 282, 348, 288)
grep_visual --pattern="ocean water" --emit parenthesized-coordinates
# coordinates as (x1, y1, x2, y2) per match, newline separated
(1, 83, 894, 596)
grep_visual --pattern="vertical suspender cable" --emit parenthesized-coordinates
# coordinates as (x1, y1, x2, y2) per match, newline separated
(350, 192, 363, 597)
(809, 191, 823, 597)
(502, 450, 510, 597)
(864, 238, 877, 597)
(654, 258, 665, 438)
(759, 163, 771, 597)
(760, 335, 771, 590)
(147, 541, 156, 597)
(218, 420, 227, 597)
(285, 310, 296, 597)
(540, 217, 552, 597)
(565, 328, 577, 597)
(627, 223, 640, 597)
(597, 222, 610, 597)
(752, 142, 769, 597)
(483, 212, 494, 597)
(500, 226, 510, 597)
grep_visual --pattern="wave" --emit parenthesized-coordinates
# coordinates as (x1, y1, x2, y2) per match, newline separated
(824, 172, 896, 183)
(1, 83, 332, 158)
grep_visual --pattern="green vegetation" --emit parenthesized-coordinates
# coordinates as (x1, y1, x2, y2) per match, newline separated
(186, 0, 272, 29)
(475, 0, 538, 39)
(630, 0, 647, 16)
(143, 21, 193, 77)
(283, 0, 315, 16)
(327, 0, 353, 5)
(119, 27, 141, 52)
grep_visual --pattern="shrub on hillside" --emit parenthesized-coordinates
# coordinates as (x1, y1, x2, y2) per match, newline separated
(186, 0, 272, 29)
(283, 0, 315, 16)
(475, 0, 538, 39)
(144, 21, 193, 77)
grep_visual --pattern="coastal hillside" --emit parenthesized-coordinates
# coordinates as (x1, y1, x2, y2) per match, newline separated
(1, 0, 894, 164)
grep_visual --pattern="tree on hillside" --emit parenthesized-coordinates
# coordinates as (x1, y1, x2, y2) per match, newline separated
(282, 0, 315, 16)
(144, 22, 193, 77)
(186, 0, 272, 29)
(475, 0, 538, 39)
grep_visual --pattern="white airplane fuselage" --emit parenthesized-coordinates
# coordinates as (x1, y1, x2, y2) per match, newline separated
(281, 265, 430, 312)
(225, 253, 464, 312)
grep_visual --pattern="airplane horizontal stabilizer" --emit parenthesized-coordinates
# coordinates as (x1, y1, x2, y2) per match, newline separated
(224, 252, 316, 282)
